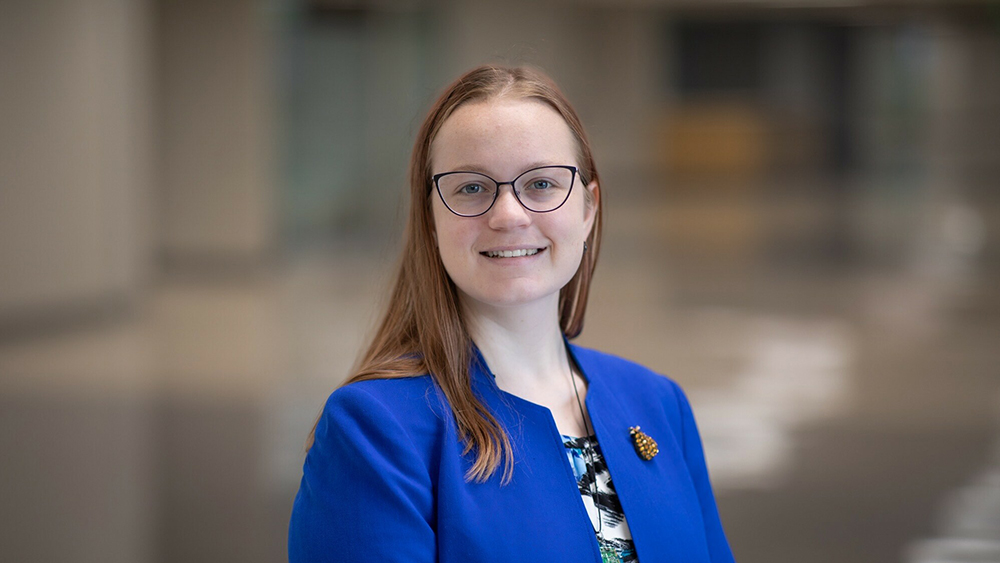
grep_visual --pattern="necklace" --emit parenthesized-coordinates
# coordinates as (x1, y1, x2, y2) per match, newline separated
(569, 369, 599, 534)
(570, 367, 622, 563)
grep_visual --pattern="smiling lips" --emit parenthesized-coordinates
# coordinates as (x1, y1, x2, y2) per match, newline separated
(481, 247, 545, 258)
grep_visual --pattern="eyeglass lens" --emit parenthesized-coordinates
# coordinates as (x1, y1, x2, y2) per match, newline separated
(436, 166, 574, 216)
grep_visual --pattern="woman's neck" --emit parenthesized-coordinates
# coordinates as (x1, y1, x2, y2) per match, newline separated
(461, 296, 571, 394)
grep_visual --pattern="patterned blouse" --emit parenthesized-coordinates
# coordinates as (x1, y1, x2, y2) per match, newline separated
(562, 434, 639, 563)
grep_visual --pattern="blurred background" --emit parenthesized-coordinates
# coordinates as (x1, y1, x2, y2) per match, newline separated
(2, 0, 999, 562)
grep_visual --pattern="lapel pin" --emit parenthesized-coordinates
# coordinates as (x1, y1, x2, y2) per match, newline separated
(629, 426, 658, 460)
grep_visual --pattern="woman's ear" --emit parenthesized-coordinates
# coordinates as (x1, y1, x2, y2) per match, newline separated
(583, 180, 600, 229)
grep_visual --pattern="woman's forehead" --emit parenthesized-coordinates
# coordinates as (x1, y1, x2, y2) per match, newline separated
(430, 98, 577, 175)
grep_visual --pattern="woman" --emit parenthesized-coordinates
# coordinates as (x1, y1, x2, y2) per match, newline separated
(289, 65, 735, 563)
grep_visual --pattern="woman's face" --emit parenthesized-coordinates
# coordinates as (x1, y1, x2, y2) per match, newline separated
(429, 98, 598, 313)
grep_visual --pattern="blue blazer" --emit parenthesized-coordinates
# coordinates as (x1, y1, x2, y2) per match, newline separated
(289, 343, 735, 562)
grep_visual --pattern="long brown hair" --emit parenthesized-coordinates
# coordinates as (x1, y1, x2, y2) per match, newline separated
(307, 65, 603, 484)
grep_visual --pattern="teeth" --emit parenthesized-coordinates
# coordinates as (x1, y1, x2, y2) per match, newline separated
(486, 248, 540, 258)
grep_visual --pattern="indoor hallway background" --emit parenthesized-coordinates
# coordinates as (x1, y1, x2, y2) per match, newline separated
(2, 1, 999, 563)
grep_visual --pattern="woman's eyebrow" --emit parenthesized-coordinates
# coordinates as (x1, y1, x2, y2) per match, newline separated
(446, 161, 557, 175)
(447, 164, 490, 174)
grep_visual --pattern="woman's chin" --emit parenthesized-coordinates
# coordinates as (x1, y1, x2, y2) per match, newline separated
(458, 285, 560, 311)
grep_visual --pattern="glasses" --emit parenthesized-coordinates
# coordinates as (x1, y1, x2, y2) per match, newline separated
(432, 165, 578, 217)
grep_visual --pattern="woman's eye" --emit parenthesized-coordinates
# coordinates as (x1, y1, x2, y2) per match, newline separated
(528, 179, 552, 190)
(459, 184, 484, 194)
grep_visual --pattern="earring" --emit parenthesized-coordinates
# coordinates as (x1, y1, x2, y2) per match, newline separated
(583, 241, 589, 253)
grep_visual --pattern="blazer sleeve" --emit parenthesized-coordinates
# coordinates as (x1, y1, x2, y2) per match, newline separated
(288, 385, 436, 563)
(671, 380, 737, 563)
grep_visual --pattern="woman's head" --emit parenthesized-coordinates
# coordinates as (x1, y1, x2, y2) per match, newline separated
(329, 65, 602, 483)
(405, 65, 602, 336)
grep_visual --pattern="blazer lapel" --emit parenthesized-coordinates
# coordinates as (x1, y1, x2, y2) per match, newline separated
(569, 344, 712, 563)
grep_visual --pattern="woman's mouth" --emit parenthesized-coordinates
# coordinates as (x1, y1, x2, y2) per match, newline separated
(480, 247, 544, 258)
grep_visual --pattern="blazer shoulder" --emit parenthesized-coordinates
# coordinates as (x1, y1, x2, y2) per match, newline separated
(326, 374, 437, 405)
(319, 375, 452, 445)
(570, 343, 681, 395)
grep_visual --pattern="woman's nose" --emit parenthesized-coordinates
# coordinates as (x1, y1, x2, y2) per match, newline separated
(487, 185, 531, 229)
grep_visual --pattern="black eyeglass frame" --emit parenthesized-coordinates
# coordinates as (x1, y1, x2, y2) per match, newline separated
(431, 165, 579, 218)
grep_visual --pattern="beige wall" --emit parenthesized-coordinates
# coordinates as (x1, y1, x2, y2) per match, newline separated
(159, 0, 277, 261)
(0, 0, 153, 318)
